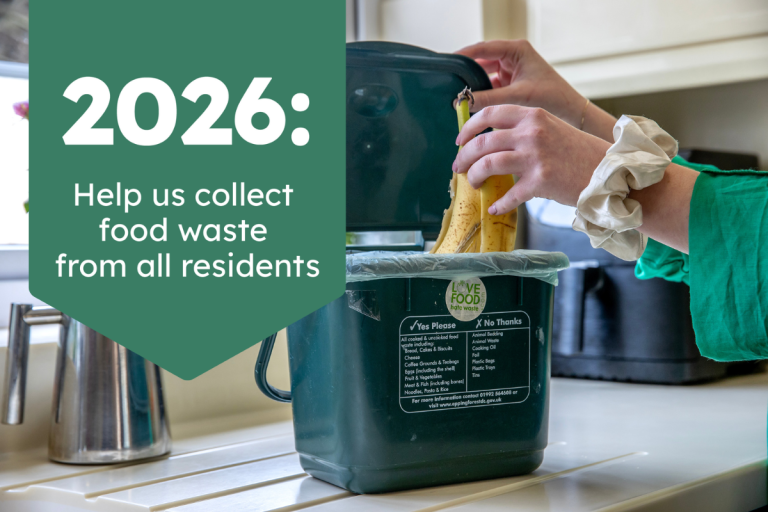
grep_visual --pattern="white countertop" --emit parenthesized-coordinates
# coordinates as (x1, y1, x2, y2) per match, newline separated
(1, 374, 766, 512)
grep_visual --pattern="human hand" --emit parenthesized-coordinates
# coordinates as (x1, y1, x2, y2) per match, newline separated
(452, 105, 611, 214)
(456, 40, 616, 142)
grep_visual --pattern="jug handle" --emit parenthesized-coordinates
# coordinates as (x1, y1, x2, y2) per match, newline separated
(2, 304, 32, 424)
(2, 305, 64, 425)
(254, 332, 291, 403)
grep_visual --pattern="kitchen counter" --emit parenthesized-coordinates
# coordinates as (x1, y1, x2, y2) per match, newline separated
(1, 374, 766, 512)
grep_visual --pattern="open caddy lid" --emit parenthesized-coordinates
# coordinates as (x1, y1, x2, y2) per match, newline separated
(346, 42, 492, 239)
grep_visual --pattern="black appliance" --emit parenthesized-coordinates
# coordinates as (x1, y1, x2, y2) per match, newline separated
(528, 149, 763, 384)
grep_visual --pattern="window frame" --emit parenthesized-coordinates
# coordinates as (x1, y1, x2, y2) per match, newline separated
(0, 60, 28, 80)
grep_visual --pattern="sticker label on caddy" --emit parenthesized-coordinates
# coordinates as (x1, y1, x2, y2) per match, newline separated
(399, 311, 530, 413)
(445, 277, 486, 321)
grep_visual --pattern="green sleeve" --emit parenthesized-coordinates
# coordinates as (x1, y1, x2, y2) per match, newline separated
(634, 156, 712, 285)
(689, 168, 768, 361)
(635, 156, 768, 361)
(635, 238, 689, 285)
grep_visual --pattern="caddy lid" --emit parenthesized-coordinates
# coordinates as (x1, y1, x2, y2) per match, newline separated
(346, 42, 492, 239)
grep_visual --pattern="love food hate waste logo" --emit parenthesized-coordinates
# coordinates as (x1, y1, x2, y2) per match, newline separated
(30, 1, 345, 379)
(445, 278, 487, 322)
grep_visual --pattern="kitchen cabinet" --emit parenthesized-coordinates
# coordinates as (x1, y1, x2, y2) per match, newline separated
(530, 0, 768, 98)
(1, 374, 766, 511)
(530, 0, 768, 64)
(362, 0, 768, 99)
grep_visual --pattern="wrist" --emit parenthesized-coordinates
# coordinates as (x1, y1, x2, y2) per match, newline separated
(582, 103, 618, 143)
(565, 135, 611, 207)
(572, 116, 678, 260)
(630, 163, 698, 254)
(558, 91, 589, 129)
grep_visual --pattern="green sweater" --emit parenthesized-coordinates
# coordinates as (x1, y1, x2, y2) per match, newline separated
(635, 156, 768, 361)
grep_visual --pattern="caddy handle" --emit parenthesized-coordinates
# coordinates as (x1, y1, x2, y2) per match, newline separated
(254, 332, 291, 403)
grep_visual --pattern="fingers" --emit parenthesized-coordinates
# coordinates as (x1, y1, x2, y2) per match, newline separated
(456, 40, 533, 112)
(453, 87, 512, 112)
(498, 67, 512, 85)
(489, 178, 536, 215)
(457, 105, 529, 146)
(462, 151, 524, 189)
(468, 88, 515, 113)
(454, 130, 516, 175)
(456, 40, 526, 62)
(474, 58, 500, 75)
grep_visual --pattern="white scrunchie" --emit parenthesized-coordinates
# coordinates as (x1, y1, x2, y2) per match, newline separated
(572, 115, 678, 261)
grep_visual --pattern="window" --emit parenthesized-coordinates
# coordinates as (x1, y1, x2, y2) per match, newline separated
(0, 0, 33, 330)
(0, 70, 29, 246)
(0, 0, 29, 246)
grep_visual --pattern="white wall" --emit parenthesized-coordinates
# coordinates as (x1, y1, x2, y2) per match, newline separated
(380, 0, 486, 53)
(596, 78, 768, 170)
(374, 0, 526, 53)
(346, 0, 357, 42)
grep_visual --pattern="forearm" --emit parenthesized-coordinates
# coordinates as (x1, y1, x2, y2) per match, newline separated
(629, 163, 699, 254)
(581, 101, 617, 143)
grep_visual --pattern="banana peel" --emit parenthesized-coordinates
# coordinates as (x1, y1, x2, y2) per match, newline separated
(431, 87, 517, 254)
(432, 173, 481, 254)
(479, 174, 517, 252)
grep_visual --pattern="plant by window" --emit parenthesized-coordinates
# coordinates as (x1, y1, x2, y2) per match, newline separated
(13, 99, 28, 211)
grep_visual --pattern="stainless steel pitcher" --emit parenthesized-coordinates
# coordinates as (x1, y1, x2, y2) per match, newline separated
(1, 304, 171, 464)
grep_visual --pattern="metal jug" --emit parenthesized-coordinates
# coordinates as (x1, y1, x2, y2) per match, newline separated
(1, 304, 171, 464)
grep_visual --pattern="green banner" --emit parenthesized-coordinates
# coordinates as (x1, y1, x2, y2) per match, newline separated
(31, 1, 346, 378)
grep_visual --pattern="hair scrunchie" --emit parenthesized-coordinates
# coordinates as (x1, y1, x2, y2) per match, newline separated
(572, 115, 678, 261)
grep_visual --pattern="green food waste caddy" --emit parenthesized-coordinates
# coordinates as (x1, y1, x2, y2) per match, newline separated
(254, 42, 569, 494)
